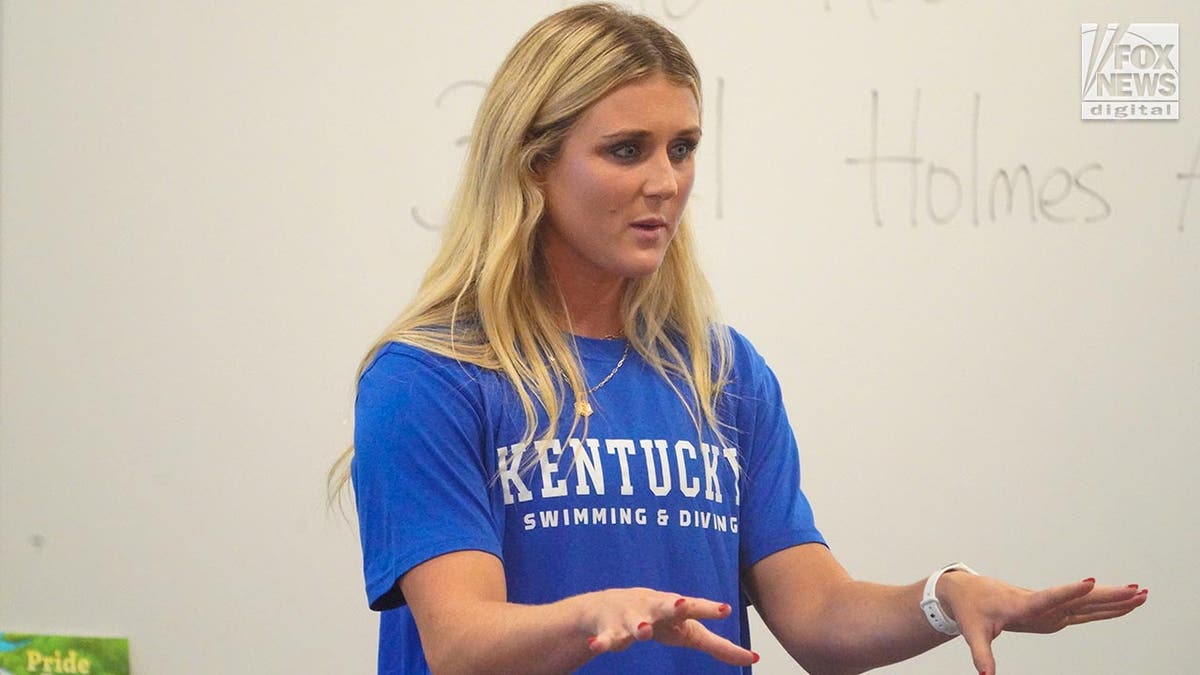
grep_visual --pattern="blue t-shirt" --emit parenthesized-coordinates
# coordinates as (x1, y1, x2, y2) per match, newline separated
(352, 329, 824, 674)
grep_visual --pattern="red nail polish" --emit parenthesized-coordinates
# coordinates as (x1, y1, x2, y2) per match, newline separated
(1127, 584, 1140, 589)
(718, 603, 730, 614)
(587, 637, 598, 645)
(751, 651, 760, 664)
(674, 597, 687, 607)
(1137, 588, 1149, 595)
(637, 621, 650, 631)
(1082, 577, 1096, 584)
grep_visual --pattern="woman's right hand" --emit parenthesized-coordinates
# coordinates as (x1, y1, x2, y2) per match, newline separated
(578, 588, 759, 666)
(402, 551, 756, 673)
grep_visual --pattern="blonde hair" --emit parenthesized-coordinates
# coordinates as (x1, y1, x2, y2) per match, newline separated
(328, 2, 732, 501)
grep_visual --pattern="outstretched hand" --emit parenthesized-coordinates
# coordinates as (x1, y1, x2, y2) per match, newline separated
(581, 588, 759, 667)
(939, 573, 1148, 675)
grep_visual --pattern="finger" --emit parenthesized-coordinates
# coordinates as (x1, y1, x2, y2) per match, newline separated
(671, 596, 688, 618)
(1069, 606, 1143, 625)
(634, 595, 700, 640)
(1070, 587, 1148, 612)
(961, 623, 998, 675)
(1063, 582, 1140, 606)
(674, 596, 733, 621)
(674, 619, 758, 666)
(1062, 585, 1146, 615)
(1023, 579, 1095, 617)
(1065, 589, 1149, 625)
(669, 596, 689, 621)
(589, 628, 636, 654)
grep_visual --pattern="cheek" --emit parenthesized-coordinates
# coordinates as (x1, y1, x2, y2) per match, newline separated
(673, 167, 697, 215)
(550, 162, 613, 215)
(679, 168, 696, 199)
(577, 165, 637, 213)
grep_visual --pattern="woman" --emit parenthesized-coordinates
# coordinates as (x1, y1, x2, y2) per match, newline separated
(331, 4, 1146, 673)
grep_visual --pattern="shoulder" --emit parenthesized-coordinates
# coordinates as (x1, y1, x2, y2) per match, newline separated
(723, 325, 763, 362)
(720, 325, 774, 386)
(354, 341, 500, 450)
(362, 341, 483, 380)
(358, 341, 494, 404)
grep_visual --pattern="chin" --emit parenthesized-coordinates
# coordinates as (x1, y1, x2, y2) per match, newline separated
(616, 256, 669, 279)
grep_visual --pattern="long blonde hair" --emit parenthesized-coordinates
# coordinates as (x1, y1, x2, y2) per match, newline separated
(329, 2, 732, 500)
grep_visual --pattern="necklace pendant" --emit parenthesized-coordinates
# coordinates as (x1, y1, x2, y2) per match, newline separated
(575, 398, 593, 417)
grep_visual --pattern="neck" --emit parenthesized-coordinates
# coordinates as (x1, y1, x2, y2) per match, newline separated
(543, 270, 626, 340)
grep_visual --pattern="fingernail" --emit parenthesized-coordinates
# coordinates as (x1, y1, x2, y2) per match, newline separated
(1137, 588, 1149, 595)
(751, 651, 760, 664)
(674, 597, 686, 607)
(587, 637, 598, 649)
(637, 621, 650, 631)
(1126, 584, 1140, 589)
(1082, 577, 1096, 584)
(718, 603, 730, 614)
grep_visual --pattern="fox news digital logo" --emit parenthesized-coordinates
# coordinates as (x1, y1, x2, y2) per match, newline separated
(1082, 23, 1179, 120)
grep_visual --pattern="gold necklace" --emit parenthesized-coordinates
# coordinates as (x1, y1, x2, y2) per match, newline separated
(574, 342, 630, 417)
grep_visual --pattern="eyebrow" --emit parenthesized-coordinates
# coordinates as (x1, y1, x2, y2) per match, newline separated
(599, 126, 703, 140)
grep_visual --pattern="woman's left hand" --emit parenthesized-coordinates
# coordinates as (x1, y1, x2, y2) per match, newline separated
(937, 573, 1148, 675)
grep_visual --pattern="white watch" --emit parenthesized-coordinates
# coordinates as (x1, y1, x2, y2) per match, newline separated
(920, 563, 979, 636)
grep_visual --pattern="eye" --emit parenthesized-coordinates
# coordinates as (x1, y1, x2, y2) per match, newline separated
(609, 142, 641, 160)
(669, 139, 698, 162)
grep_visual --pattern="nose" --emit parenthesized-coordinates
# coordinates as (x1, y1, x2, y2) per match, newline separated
(642, 151, 679, 201)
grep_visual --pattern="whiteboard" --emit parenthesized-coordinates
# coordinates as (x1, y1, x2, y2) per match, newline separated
(1, 1, 1195, 673)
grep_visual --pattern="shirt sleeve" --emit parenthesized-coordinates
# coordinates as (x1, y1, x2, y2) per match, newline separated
(733, 335, 826, 571)
(351, 343, 502, 611)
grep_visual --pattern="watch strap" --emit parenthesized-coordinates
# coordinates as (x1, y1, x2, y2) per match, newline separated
(920, 562, 979, 636)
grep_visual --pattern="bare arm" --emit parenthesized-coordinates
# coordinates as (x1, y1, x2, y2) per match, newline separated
(746, 543, 949, 675)
(401, 550, 758, 674)
(746, 543, 1147, 675)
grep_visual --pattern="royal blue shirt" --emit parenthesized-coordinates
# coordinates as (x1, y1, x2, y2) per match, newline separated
(352, 329, 824, 674)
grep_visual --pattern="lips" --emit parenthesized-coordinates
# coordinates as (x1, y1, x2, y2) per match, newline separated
(630, 216, 668, 230)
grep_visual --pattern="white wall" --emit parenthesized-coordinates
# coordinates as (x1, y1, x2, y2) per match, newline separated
(2, 1, 1196, 673)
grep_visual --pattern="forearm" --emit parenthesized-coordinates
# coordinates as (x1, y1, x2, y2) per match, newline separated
(406, 552, 753, 673)
(786, 578, 954, 675)
(423, 594, 595, 675)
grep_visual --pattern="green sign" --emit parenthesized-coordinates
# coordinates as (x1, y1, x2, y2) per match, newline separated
(0, 633, 129, 675)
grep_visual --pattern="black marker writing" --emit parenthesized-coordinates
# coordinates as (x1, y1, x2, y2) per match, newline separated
(412, 80, 488, 230)
(662, 0, 703, 19)
(611, 0, 703, 20)
(824, 0, 948, 21)
(714, 76, 725, 219)
(416, 69, 727, 225)
(845, 89, 1111, 228)
(1177, 137, 1200, 232)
